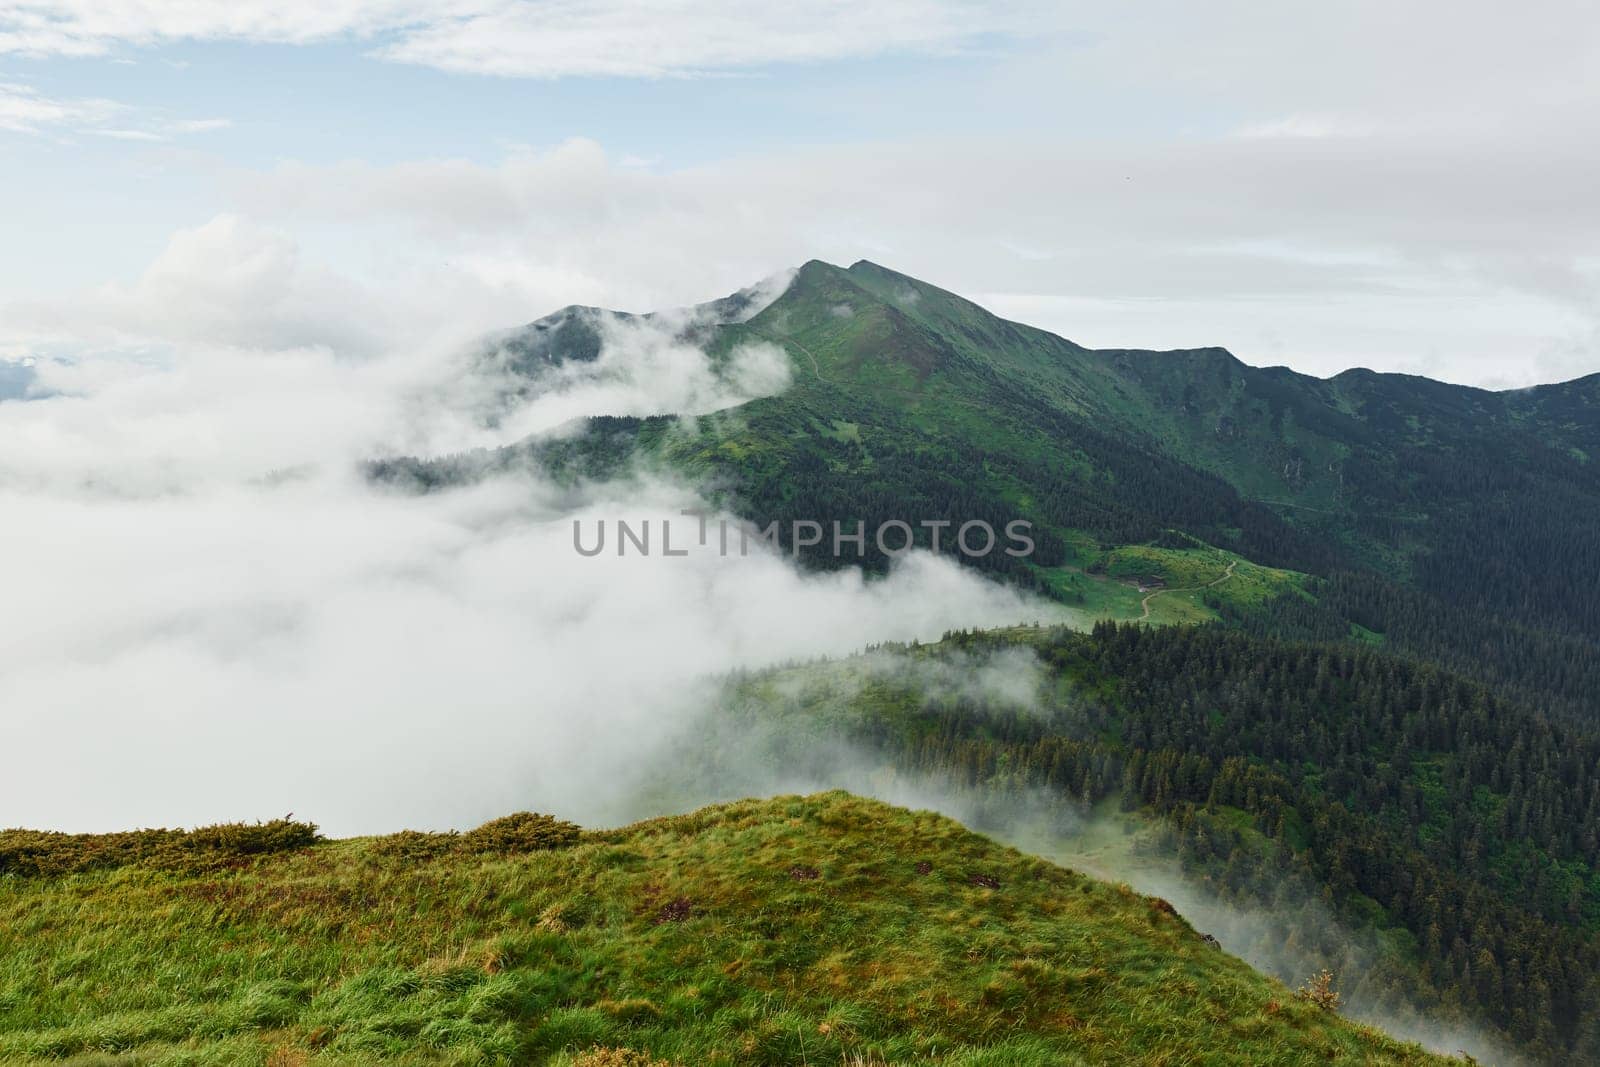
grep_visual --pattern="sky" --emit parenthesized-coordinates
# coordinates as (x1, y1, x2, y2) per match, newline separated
(1, 0, 1597, 387)
(1, 2, 1599, 835)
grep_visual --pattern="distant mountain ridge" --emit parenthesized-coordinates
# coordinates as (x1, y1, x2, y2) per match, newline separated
(490, 256, 1600, 497)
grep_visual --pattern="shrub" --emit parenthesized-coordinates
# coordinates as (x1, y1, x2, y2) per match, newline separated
(0, 818, 321, 878)
(461, 812, 582, 855)
(1293, 969, 1341, 1012)
(368, 829, 460, 862)
(183, 819, 320, 856)
(366, 812, 582, 863)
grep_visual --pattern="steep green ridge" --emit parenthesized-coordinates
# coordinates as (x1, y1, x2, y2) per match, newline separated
(645, 624, 1600, 1062)
(791, 261, 1600, 639)
(0, 794, 1447, 1066)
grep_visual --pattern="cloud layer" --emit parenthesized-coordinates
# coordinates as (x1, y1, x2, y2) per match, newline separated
(0, 271, 1054, 835)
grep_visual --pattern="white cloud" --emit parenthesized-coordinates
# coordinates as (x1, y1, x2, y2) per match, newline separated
(210, 129, 1600, 388)
(12, 214, 396, 354)
(0, 1, 1029, 77)
(0, 467, 1049, 835)
(375, 1, 1024, 78)
(8, 120, 1599, 387)
(167, 116, 230, 133)
(1232, 114, 1379, 141)
(0, 79, 120, 131)
(492, 326, 793, 440)
(80, 125, 162, 140)
(0, 0, 413, 56)
(0, 78, 229, 138)
(1, 225, 792, 484)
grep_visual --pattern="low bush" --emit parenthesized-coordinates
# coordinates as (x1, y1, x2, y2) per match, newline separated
(366, 812, 583, 863)
(0, 818, 321, 878)
(461, 812, 583, 854)
(1294, 969, 1342, 1012)
(368, 828, 460, 862)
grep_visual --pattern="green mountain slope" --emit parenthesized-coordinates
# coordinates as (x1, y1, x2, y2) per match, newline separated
(380, 259, 1600, 719)
(0, 794, 1448, 1066)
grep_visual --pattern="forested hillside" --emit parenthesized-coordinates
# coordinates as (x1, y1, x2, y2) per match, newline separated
(671, 625, 1600, 1062)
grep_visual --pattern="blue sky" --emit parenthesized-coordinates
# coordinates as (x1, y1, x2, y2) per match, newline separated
(3, 2, 1598, 387)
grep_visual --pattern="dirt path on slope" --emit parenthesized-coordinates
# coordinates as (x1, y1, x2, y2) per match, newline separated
(1139, 558, 1238, 622)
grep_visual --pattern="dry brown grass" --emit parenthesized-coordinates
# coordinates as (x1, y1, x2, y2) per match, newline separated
(572, 1047, 679, 1067)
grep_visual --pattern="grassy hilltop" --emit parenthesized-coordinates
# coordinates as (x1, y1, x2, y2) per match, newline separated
(0, 794, 1449, 1066)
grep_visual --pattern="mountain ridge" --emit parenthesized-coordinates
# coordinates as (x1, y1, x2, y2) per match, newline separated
(834, 257, 1599, 395)
(387, 260, 1600, 723)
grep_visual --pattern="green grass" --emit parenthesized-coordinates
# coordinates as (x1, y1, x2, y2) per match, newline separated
(1034, 542, 1311, 627)
(1108, 545, 1309, 624)
(1033, 564, 1147, 619)
(0, 794, 1451, 1066)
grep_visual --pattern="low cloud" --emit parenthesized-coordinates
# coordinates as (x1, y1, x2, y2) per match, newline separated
(1043, 825, 1525, 1065)
(766, 645, 1050, 719)
(0, 262, 1053, 835)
